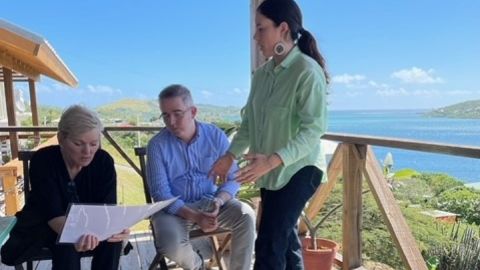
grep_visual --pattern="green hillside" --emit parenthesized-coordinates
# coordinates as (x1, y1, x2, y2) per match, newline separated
(96, 99, 159, 123)
(426, 99, 480, 119)
(96, 99, 241, 124)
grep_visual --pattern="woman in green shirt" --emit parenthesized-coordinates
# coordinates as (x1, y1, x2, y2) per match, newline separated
(210, 0, 329, 269)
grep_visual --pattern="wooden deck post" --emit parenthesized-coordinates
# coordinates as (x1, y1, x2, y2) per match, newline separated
(342, 144, 366, 269)
(363, 146, 427, 270)
(0, 166, 20, 215)
(2, 67, 19, 159)
(28, 79, 41, 146)
(300, 143, 344, 234)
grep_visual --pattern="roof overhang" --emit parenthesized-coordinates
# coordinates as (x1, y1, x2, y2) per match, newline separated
(0, 19, 78, 87)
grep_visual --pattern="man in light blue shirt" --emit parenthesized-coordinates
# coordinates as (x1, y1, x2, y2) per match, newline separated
(147, 84, 255, 270)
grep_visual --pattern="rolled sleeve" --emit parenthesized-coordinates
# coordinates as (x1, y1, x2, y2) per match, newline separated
(217, 162, 240, 197)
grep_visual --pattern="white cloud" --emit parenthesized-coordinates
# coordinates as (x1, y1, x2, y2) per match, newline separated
(411, 89, 440, 97)
(445, 90, 472, 95)
(332, 74, 366, 84)
(376, 87, 409, 97)
(86, 85, 122, 95)
(231, 87, 249, 95)
(391, 67, 444, 84)
(201, 90, 213, 97)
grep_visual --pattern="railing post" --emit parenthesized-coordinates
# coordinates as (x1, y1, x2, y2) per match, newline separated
(0, 166, 20, 215)
(342, 143, 366, 269)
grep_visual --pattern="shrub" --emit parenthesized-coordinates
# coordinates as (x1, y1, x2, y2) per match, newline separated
(428, 227, 480, 270)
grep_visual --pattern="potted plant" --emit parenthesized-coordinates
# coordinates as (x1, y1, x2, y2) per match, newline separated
(300, 207, 340, 270)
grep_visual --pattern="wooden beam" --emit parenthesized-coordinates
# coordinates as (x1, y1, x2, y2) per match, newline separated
(101, 130, 141, 176)
(28, 79, 40, 146)
(2, 67, 19, 159)
(300, 143, 343, 234)
(342, 144, 365, 269)
(0, 48, 40, 81)
(363, 146, 427, 270)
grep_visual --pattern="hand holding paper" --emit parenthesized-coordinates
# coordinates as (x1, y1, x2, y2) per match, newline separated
(59, 197, 177, 243)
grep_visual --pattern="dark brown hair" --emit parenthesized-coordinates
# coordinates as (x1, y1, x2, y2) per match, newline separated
(258, 0, 330, 84)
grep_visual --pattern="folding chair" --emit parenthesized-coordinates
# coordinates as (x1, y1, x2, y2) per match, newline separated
(134, 147, 231, 270)
(15, 150, 132, 270)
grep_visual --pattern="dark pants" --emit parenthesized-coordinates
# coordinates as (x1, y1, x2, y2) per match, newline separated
(253, 166, 323, 270)
(2, 223, 122, 270)
(49, 237, 122, 270)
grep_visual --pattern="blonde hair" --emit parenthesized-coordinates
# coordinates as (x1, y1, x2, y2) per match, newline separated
(58, 105, 103, 138)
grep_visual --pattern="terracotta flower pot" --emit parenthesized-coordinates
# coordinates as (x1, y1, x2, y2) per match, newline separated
(302, 237, 339, 270)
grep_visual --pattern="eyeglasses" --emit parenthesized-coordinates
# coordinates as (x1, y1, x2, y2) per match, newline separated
(160, 107, 191, 122)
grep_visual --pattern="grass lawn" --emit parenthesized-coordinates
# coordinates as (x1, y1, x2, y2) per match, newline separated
(102, 139, 150, 231)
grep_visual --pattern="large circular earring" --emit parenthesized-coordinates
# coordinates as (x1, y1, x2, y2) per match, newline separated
(274, 42, 286, 56)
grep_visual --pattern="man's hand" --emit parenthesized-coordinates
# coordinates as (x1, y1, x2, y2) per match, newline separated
(75, 234, 99, 252)
(209, 152, 235, 183)
(197, 202, 220, 232)
(197, 212, 219, 232)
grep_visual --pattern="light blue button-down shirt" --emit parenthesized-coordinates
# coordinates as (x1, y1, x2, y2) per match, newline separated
(146, 121, 239, 214)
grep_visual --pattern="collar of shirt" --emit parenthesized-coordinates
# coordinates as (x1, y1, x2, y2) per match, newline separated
(265, 45, 301, 75)
(166, 121, 201, 145)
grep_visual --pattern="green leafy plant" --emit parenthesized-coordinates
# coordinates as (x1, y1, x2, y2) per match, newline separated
(428, 226, 480, 270)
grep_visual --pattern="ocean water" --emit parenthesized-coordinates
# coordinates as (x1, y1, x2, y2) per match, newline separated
(328, 110, 480, 183)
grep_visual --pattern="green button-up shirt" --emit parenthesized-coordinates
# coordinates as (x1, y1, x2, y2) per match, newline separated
(229, 46, 328, 190)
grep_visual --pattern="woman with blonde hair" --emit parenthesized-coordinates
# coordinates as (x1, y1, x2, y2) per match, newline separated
(2, 105, 129, 270)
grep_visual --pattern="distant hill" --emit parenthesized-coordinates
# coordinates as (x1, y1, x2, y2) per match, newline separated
(426, 100, 480, 119)
(96, 99, 241, 124)
(96, 99, 159, 123)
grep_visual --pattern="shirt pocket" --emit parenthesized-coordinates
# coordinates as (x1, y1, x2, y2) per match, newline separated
(265, 106, 290, 125)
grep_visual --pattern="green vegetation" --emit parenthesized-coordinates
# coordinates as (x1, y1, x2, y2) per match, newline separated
(431, 186, 480, 224)
(309, 172, 480, 269)
(427, 226, 480, 270)
(394, 168, 420, 180)
(425, 99, 480, 119)
(95, 98, 241, 124)
(21, 105, 63, 126)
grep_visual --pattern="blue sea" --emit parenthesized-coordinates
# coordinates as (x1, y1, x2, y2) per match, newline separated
(328, 110, 480, 183)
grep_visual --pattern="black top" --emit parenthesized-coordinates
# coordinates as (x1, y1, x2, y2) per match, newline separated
(24, 145, 117, 221)
(0, 145, 117, 265)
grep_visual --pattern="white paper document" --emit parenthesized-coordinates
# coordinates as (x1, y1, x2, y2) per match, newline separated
(59, 197, 177, 243)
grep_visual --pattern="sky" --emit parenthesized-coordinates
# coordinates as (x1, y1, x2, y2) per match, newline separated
(2, 1, 479, 111)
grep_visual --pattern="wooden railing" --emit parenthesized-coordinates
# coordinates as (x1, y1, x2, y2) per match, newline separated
(1, 127, 480, 270)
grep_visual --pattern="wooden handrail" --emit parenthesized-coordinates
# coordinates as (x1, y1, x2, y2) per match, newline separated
(324, 132, 480, 159)
(1, 127, 479, 158)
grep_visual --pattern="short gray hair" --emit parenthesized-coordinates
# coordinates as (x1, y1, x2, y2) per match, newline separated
(58, 105, 103, 138)
(158, 84, 194, 106)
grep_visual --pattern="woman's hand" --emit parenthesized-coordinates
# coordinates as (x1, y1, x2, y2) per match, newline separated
(235, 153, 282, 184)
(75, 234, 99, 252)
(107, 228, 131, 243)
(209, 152, 235, 183)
